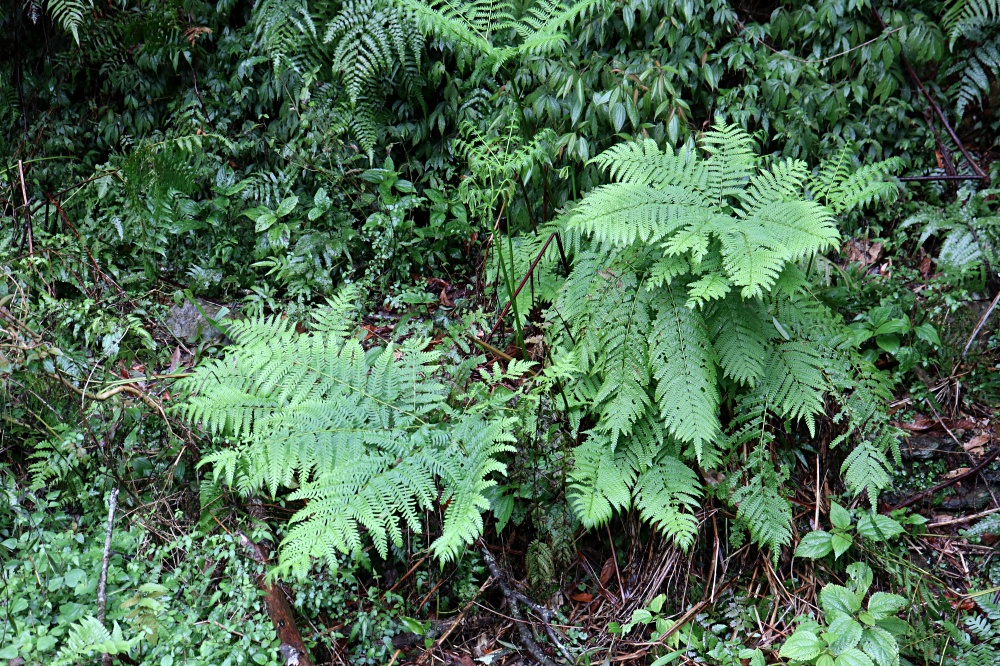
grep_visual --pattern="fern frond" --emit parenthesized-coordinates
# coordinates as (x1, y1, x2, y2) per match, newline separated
(706, 295, 772, 386)
(53, 618, 136, 666)
(567, 435, 634, 528)
(759, 341, 827, 433)
(632, 455, 702, 549)
(648, 289, 721, 464)
(177, 296, 513, 574)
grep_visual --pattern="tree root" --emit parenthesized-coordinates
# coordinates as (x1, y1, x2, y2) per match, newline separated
(478, 541, 572, 665)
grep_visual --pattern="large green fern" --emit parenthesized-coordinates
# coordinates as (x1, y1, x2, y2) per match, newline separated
(177, 287, 515, 577)
(944, 0, 1000, 118)
(544, 124, 902, 554)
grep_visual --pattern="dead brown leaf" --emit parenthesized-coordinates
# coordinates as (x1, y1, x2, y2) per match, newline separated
(963, 434, 990, 456)
(942, 467, 971, 480)
(599, 557, 615, 586)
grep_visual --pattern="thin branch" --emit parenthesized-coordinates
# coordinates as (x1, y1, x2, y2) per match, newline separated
(97, 488, 119, 666)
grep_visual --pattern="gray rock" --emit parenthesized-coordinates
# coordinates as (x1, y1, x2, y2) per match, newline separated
(164, 298, 231, 344)
(901, 434, 947, 460)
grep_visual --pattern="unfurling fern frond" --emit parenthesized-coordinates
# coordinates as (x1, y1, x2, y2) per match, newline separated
(177, 292, 514, 577)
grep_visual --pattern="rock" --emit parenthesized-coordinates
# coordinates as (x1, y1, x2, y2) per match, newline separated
(940, 487, 994, 511)
(164, 298, 231, 344)
(901, 434, 947, 460)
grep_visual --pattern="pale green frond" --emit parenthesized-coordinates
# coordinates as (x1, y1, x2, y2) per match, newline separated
(648, 290, 721, 464)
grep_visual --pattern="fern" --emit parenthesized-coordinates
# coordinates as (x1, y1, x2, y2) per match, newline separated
(943, 597, 1000, 666)
(52, 617, 137, 666)
(399, 0, 606, 78)
(46, 0, 90, 43)
(177, 288, 515, 576)
(544, 124, 902, 552)
(943, 0, 1000, 117)
(902, 186, 1000, 276)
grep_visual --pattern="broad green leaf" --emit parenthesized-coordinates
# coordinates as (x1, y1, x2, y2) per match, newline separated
(831, 532, 854, 558)
(914, 323, 940, 345)
(795, 530, 834, 559)
(856, 513, 904, 542)
(834, 648, 875, 666)
(860, 626, 899, 666)
(867, 592, 907, 620)
(826, 613, 864, 653)
(830, 502, 852, 530)
(780, 630, 826, 660)
(821, 584, 861, 616)
(275, 196, 299, 217)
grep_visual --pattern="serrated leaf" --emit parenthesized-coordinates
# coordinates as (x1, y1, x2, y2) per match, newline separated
(867, 592, 906, 620)
(834, 648, 874, 666)
(830, 502, 852, 530)
(780, 630, 826, 661)
(821, 584, 862, 617)
(831, 532, 854, 558)
(795, 530, 834, 559)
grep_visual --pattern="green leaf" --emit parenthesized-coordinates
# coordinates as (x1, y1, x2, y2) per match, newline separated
(821, 584, 862, 617)
(830, 502, 852, 530)
(275, 195, 299, 217)
(873, 318, 909, 336)
(817, 656, 836, 666)
(860, 626, 899, 666)
(834, 648, 875, 666)
(831, 532, 854, 558)
(866, 593, 907, 620)
(254, 211, 278, 233)
(875, 334, 900, 353)
(856, 513, 904, 542)
(780, 630, 826, 661)
(826, 613, 864, 653)
(913, 323, 940, 346)
(649, 652, 682, 666)
(846, 562, 874, 597)
(0, 647, 18, 660)
(795, 530, 834, 559)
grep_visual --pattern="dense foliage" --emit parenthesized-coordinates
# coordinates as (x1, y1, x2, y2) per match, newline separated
(2, 0, 999, 665)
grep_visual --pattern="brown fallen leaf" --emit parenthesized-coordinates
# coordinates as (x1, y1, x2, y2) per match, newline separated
(599, 557, 615, 586)
(570, 592, 593, 603)
(963, 434, 990, 456)
(942, 467, 971, 480)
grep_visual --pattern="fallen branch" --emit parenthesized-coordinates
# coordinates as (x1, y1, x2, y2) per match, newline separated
(97, 488, 119, 666)
(478, 542, 560, 666)
(237, 533, 314, 666)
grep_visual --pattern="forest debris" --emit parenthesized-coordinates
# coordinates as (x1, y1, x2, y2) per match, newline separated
(237, 533, 314, 666)
(964, 433, 990, 456)
(844, 238, 884, 267)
